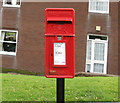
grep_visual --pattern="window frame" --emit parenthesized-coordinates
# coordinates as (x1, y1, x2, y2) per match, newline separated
(0, 29, 18, 56)
(88, 0, 110, 14)
(85, 34, 108, 74)
(2, 0, 21, 8)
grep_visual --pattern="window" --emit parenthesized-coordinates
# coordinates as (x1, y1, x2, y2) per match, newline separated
(0, 30, 18, 55)
(89, 0, 109, 14)
(3, 0, 21, 7)
(85, 34, 108, 74)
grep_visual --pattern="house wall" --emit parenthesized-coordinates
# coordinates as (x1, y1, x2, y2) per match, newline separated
(1, 2, 119, 75)
(108, 2, 118, 75)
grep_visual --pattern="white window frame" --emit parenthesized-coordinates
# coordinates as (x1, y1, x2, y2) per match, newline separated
(89, 0, 109, 14)
(85, 34, 108, 74)
(0, 29, 18, 56)
(3, 0, 21, 8)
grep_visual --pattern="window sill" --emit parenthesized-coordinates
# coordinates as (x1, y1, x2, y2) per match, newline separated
(0, 51, 16, 56)
(89, 11, 109, 14)
(2, 4, 20, 8)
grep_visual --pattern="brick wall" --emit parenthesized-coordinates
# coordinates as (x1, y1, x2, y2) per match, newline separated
(1, 2, 119, 75)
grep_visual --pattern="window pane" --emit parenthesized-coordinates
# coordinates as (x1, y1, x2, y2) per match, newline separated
(3, 32, 16, 42)
(5, 0, 12, 5)
(94, 43, 105, 61)
(89, 35, 107, 40)
(94, 63, 104, 73)
(86, 64, 91, 72)
(0, 32, 5, 41)
(16, 0, 20, 5)
(86, 40, 92, 60)
(89, 0, 109, 13)
(0, 30, 17, 53)
(3, 43, 16, 52)
(4, 0, 20, 6)
(0, 42, 3, 51)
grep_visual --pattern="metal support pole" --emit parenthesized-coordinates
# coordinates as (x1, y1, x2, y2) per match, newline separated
(57, 78, 65, 103)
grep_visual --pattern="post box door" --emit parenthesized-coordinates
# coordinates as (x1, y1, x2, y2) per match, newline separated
(47, 36, 75, 77)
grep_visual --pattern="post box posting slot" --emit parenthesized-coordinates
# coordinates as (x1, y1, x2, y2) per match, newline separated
(46, 21, 73, 35)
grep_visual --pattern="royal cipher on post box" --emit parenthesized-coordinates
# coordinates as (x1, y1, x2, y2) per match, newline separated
(45, 8, 75, 78)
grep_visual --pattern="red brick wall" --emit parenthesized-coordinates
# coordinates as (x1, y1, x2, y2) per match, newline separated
(1, 2, 119, 75)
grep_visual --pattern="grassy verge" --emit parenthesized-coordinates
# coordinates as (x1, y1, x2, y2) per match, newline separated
(2, 68, 44, 76)
(2, 73, 119, 102)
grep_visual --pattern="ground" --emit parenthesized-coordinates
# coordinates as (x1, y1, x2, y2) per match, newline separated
(1, 73, 119, 102)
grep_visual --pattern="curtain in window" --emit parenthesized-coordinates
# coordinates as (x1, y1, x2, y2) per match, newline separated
(90, 0, 109, 13)
(94, 43, 105, 61)
(94, 63, 104, 73)
(86, 40, 92, 60)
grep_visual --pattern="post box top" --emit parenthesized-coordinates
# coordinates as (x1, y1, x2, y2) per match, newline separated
(45, 8, 75, 18)
(45, 8, 75, 36)
(45, 8, 75, 11)
(45, 8, 74, 11)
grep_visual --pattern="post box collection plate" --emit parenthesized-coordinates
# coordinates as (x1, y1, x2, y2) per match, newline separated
(45, 8, 75, 78)
(54, 42, 66, 65)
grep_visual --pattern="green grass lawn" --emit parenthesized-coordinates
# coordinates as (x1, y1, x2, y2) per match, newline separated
(1, 73, 119, 102)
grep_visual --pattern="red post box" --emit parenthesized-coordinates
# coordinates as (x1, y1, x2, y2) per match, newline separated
(45, 8, 75, 78)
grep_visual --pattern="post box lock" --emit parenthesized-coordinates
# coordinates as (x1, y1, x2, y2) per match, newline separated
(51, 53, 53, 56)
(57, 36, 62, 40)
